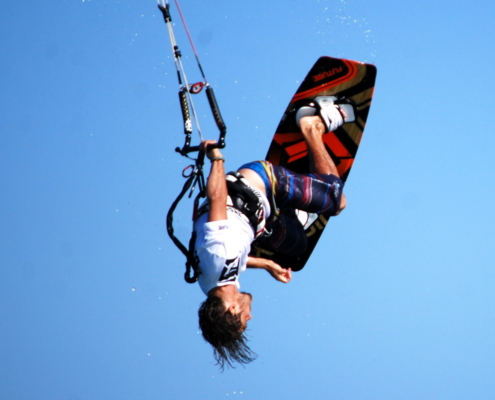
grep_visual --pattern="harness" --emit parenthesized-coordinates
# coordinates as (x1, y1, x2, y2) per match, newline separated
(196, 172, 267, 237)
(167, 169, 267, 284)
(226, 173, 267, 238)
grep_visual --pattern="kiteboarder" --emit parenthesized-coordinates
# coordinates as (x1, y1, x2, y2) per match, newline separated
(196, 97, 349, 368)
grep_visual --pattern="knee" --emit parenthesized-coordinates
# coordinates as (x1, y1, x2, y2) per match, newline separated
(334, 193, 346, 215)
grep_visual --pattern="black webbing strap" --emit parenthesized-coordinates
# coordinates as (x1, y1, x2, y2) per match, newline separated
(166, 160, 205, 284)
(225, 172, 262, 233)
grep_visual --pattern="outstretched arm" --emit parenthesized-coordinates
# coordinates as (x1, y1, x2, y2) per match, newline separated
(247, 256, 292, 283)
(201, 140, 227, 222)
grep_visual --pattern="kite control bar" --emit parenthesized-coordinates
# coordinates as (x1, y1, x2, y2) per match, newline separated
(175, 86, 226, 155)
(158, 1, 226, 156)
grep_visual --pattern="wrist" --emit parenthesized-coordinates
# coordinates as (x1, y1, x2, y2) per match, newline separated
(207, 149, 223, 160)
(264, 260, 274, 271)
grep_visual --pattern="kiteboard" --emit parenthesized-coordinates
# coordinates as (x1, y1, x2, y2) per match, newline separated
(250, 56, 377, 271)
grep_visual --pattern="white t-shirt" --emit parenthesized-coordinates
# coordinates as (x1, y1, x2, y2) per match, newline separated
(194, 211, 254, 295)
(194, 186, 270, 295)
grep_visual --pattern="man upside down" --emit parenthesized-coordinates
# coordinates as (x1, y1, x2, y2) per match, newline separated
(194, 97, 351, 368)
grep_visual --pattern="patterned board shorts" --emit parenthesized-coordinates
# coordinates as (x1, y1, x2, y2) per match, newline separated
(239, 161, 344, 256)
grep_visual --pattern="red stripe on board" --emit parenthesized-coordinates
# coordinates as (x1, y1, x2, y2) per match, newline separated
(322, 132, 352, 158)
(291, 60, 358, 103)
(336, 158, 353, 177)
(274, 132, 303, 145)
(285, 141, 307, 157)
(288, 152, 307, 164)
(322, 131, 354, 176)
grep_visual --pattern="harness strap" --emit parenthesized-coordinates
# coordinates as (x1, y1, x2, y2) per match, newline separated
(226, 173, 262, 231)
(194, 172, 267, 236)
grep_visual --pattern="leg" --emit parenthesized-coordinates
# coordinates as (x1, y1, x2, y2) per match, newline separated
(239, 161, 344, 216)
(298, 115, 340, 176)
(299, 115, 346, 212)
(260, 208, 308, 256)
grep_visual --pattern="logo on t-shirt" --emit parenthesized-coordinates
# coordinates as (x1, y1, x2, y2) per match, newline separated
(218, 256, 240, 284)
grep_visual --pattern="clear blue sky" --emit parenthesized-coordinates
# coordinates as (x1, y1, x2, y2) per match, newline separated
(2, 0, 495, 399)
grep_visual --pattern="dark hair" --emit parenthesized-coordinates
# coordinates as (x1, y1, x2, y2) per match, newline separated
(198, 295, 256, 370)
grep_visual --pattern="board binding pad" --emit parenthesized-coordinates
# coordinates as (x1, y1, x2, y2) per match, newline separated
(250, 56, 377, 271)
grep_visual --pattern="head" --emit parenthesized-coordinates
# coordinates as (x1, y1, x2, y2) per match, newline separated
(198, 289, 256, 369)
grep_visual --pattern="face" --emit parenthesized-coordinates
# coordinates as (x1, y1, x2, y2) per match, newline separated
(237, 292, 253, 330)
(299, 115, 326, 135)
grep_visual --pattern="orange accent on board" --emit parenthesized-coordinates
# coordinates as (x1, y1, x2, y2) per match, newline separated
(273, 131, 357, 171)
(336, 158, 353, 176)
(322, 132, 351, 158)
(322, 132, 354, 176)
(273, 133, 307, 163)
(291, 60, 358, 102)
(285, 141, 307, 157)
(285, 141, 308, 163)
(273, 132, 302, 145)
